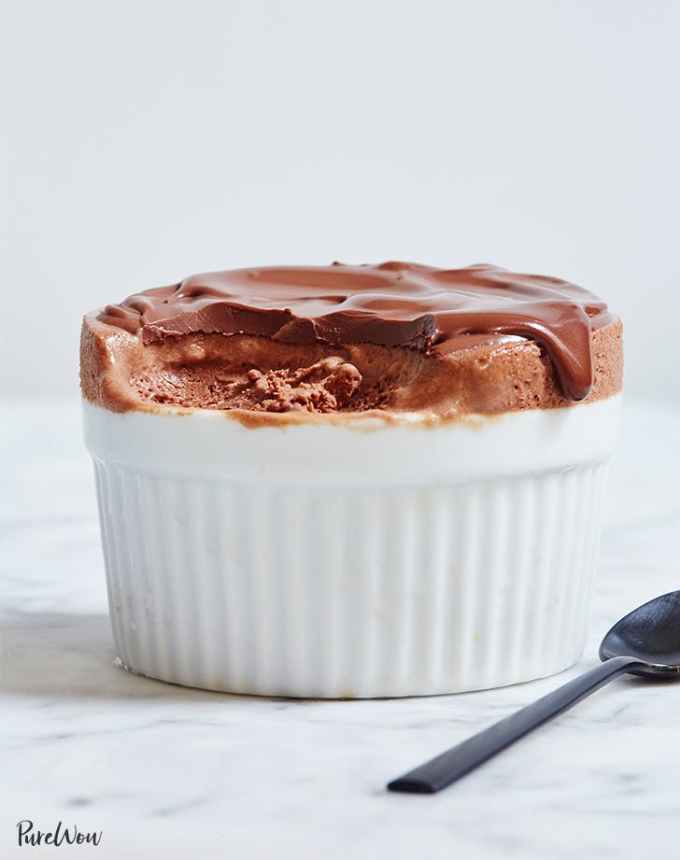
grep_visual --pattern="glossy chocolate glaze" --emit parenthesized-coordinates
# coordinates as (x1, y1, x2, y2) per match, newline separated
(99, 262, 614, 401)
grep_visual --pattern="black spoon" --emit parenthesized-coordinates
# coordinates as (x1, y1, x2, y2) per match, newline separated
(388, 590, 680, 794)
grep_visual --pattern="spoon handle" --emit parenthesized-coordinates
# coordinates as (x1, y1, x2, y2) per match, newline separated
(387, 655, 642, 794)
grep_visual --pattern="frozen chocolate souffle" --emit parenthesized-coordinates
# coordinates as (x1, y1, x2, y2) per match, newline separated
(81, 262, 622, 697)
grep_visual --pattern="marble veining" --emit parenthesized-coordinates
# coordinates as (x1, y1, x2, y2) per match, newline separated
(2, 398, 680, 859)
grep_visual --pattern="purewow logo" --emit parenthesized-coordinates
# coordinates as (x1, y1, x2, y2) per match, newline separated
(17, 819, 102, 847)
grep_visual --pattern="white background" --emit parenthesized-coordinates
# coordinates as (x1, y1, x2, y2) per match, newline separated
(3, 0, 679, 402)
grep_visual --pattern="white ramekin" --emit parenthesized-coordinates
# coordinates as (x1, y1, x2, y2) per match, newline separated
(83, 396, 621, 698)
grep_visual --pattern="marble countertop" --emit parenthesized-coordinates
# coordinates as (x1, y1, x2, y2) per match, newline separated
(2, 398, 680, 859)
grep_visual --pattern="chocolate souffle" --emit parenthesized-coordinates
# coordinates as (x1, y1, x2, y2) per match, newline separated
(81, 262, 622, 698)
(81, 262, 622, 421)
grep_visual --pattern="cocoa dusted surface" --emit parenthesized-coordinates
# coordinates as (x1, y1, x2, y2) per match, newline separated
(81, 262, 623, 423)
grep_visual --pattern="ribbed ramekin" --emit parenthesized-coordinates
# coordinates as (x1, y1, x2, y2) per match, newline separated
(84, 396, 620, 698)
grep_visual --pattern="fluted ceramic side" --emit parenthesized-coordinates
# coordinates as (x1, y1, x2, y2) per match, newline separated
(93, 459, 608, 698)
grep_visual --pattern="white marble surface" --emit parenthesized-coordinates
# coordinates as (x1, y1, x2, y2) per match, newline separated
(2, 398, 680, 859)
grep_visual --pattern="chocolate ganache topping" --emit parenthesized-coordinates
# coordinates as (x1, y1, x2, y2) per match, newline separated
(98, 262, 614, 401)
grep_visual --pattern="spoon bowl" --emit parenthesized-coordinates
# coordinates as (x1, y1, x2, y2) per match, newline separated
(599, 590, 680, 676)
